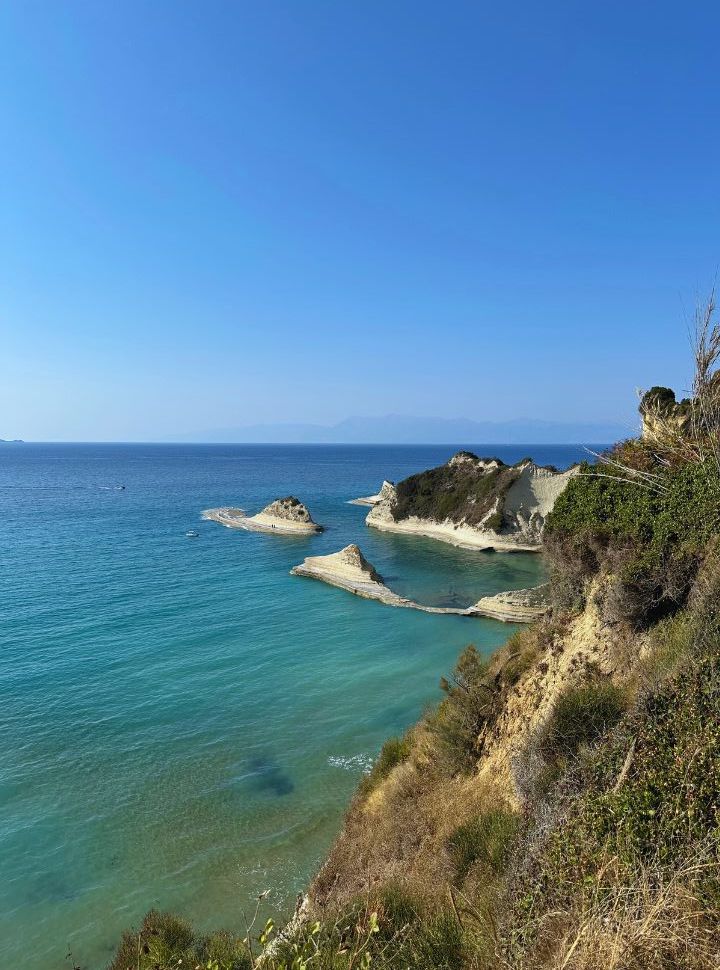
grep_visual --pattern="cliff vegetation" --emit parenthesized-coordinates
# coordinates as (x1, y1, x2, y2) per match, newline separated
(391, 454, 526, 528)
(109, 299, 720, 970)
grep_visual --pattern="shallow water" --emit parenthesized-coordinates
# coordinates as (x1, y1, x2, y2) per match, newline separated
(0, 443, 588, 969)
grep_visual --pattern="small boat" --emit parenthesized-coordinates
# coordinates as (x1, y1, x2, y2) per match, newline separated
(116, 484, 126, 490)
(186, 530, 200, 538)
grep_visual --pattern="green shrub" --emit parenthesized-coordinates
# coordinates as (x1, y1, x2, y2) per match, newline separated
(357, 734, 413, 800)
(374, 886, 467, 970)
(447, 809, 519, 883)
(375, 882, 420, 932)
(266, 888, 467, 970)
(541, 679, 626, 762)
(500, 629, 541, 686)
(109, 910, 251, 970)
(525, 633, 720, 921)
(391, 455, 523, 527)
(576, 650, 720, 866)
(545, 459, 720, 625)
(429, 645, 494, 774)
(633, 610, 695, 690)
(374, 736, 412, 779)
(407, 910, 466, 969)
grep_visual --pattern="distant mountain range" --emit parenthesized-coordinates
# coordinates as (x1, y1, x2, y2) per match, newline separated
(174, 415, 632, 445)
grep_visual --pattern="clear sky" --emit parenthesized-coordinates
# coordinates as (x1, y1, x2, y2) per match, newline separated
(1, 1, 718, 441)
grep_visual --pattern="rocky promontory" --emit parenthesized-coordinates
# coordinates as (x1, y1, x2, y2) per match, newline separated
(366, 452, 578, 551)
(348, 480, 395, 506)
(203, 496, 323, 534)
(291, 544, 547, 622)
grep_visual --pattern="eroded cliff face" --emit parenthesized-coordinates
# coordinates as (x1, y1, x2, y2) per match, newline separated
(365, 454, 578, 551)
(309, 577, 640, 911)
(502, 462, 579, 542)
(474, 578, 641, 806)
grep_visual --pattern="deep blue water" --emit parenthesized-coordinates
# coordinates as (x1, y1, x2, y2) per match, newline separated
(0, 443, 590, 969)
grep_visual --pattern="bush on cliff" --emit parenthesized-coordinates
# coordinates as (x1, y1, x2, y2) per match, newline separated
(391, 455, 523, 527)
(545, 457, 720, 625)
(447, 809, 519, 884)
(540, 678, 626, 763)
(503, 621, 720, 969)
(356, 733, 413, 800)
(429, 644, 493, 773)
(109, 910, 251, 970)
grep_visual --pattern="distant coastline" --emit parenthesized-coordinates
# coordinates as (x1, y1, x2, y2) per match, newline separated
(167, 413, 630, 445)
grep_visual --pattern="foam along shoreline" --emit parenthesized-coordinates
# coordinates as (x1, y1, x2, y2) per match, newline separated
(348, 480, 395, 507)
(203, 497, 323, 535)
(290, 545, 549, 622)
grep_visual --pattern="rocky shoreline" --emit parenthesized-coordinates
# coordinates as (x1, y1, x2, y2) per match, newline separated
(365, 513, 543, 551)
(291, 544, 549, 622)
(471, 583, 550, 622)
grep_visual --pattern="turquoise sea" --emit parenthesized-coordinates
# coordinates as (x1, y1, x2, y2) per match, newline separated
(0, 443, 589, 969)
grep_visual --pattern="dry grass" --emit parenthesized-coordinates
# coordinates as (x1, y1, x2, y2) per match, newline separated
(310, 632, 540, 911)
(578, 291, 720, 488)
(516, 849, 720, 970)
(312, 751, 508, 912)
(691, 288, 720, 467)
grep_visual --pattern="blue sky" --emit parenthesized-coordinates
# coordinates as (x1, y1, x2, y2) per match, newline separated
(1, 1, 718, 441)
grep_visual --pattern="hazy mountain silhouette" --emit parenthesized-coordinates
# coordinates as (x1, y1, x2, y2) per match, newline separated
(174, 414, 631, 445)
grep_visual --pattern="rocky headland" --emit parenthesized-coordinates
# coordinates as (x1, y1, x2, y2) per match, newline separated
(203, 496, 323, 534)
(365, 451, 578, 550)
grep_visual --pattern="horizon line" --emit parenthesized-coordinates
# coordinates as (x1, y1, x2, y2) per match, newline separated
(2, 439, 615, 447)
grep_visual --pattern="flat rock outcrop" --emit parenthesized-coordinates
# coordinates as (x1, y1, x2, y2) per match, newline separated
(470, 584, 550, 623)
(203, 496, 323, 534)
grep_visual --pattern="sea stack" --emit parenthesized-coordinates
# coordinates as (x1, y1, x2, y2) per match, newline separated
(203, 496, 323, 534)
(290, 543, 407, 602)
(291, 544, 546, 622)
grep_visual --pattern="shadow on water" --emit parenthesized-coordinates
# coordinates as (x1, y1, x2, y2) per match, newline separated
(247, 755, 295, 797)
(24, 872, 82, 906)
